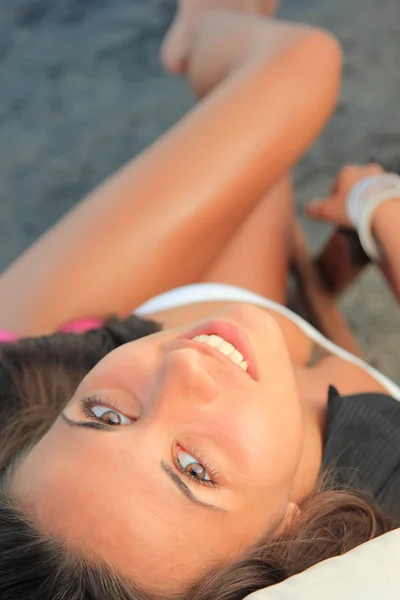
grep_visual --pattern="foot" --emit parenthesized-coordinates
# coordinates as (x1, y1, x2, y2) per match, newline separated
(161, 0, 280, 76)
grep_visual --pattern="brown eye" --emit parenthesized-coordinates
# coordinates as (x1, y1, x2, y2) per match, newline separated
(184, 462, 206, 480)
(177, 451, 211, 482)
(100, 410, 121, 425)
(90, 405, 132, 425)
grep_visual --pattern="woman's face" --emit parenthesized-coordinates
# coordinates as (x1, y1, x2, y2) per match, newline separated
(13, 303, 303, 594)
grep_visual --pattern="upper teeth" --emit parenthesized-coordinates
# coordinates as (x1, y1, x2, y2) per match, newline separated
(192, 334, 248, 372)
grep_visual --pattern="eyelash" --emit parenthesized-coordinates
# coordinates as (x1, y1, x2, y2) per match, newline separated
(173, 445, 220, 489)
(80, 396, 130, 424)
(79, 397, 220, 489)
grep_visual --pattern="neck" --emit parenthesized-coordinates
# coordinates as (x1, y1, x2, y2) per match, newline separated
(290, 365, 329, 503)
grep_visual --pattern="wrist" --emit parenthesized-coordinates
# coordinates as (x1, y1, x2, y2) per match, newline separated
(371, 197, 400, 239)
(371, 198, 400, 235)
(346, 174, 400, 261)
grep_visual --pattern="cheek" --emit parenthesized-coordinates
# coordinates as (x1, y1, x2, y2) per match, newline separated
(226, 390, 303, 487)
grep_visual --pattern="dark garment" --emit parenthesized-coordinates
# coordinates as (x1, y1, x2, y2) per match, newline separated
(322, 386, 400, 525)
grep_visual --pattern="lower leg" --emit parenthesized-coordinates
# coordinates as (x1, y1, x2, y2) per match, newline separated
(162, 0, 281, 76)
(161, 2, 309, 100)
(200, 176, 294, 304)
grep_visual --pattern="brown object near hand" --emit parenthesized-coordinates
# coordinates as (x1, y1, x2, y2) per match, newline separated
(316, 227, 371, 298)
(290, 222, 369, 358)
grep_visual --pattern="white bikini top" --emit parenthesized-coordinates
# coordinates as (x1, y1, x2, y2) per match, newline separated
(135, 282, 400, 401)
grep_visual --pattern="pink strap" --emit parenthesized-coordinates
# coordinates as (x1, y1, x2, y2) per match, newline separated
(0, 331, 18, 343)
(0, 318, 104, 345)
(58, 318, 104, 333)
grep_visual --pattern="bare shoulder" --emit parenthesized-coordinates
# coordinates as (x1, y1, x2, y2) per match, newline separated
(313, 354, 388, 397)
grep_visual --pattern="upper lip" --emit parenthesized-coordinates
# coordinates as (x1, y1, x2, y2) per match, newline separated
(179, 319, 258, 381)
(186, 338, 248, 377)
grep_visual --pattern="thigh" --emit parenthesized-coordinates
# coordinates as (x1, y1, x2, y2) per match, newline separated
(199, 176, 293, 303)
(0, 32, 341, 336)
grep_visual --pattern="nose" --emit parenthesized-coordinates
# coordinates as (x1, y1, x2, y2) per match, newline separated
(161, 348, 217, 405)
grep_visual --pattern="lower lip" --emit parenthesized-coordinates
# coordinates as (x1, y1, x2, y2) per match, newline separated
(180, 319, 259, 381)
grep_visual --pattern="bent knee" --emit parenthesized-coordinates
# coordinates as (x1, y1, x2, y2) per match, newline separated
(273, 21, 341, 56)
(259, 19, 342, 68)
(303, 30, 342, 90)
(306, 28, 343, 74)
(269, 21, 343, 94)
(288, 26, 343, 117)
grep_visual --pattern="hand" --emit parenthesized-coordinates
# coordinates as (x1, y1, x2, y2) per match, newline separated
(305, 163, 386, 228)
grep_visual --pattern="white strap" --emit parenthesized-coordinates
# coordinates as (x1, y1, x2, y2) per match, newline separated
(346, 174, 400, 261)
(136, 283, 400, 400)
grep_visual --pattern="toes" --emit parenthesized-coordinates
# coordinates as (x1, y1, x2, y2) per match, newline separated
(160, 18, 189, 75)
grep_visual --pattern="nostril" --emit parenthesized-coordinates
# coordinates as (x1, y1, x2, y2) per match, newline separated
(164, 349, 217, 404)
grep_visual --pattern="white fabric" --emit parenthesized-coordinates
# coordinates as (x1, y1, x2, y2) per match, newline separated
(246, 529, 400, 600)
(346, 173, 400, 260)
(135, 282, 400, 400)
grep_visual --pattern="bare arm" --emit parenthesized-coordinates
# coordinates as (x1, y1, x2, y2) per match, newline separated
(306, 164, 400, 303)
(0, 13, 342, 336)
(372, 199, 400, 301)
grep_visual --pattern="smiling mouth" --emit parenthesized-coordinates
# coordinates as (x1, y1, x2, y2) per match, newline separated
(180, 319, 258, 380)
(191, 334, 248, 372)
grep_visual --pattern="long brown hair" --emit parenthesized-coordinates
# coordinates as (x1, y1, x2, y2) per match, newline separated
(0, 316, 395, 599)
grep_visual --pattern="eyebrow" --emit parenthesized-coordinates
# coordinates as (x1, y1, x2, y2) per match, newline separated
(161, 461, 226, 512)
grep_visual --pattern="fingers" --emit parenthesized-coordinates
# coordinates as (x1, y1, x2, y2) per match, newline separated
(339, 163, 385, 188)
(305, 163, 386, 227)
(305, 197, 333, 221)
(305, 194, 348, 226)
(305, 163, 385, 227)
